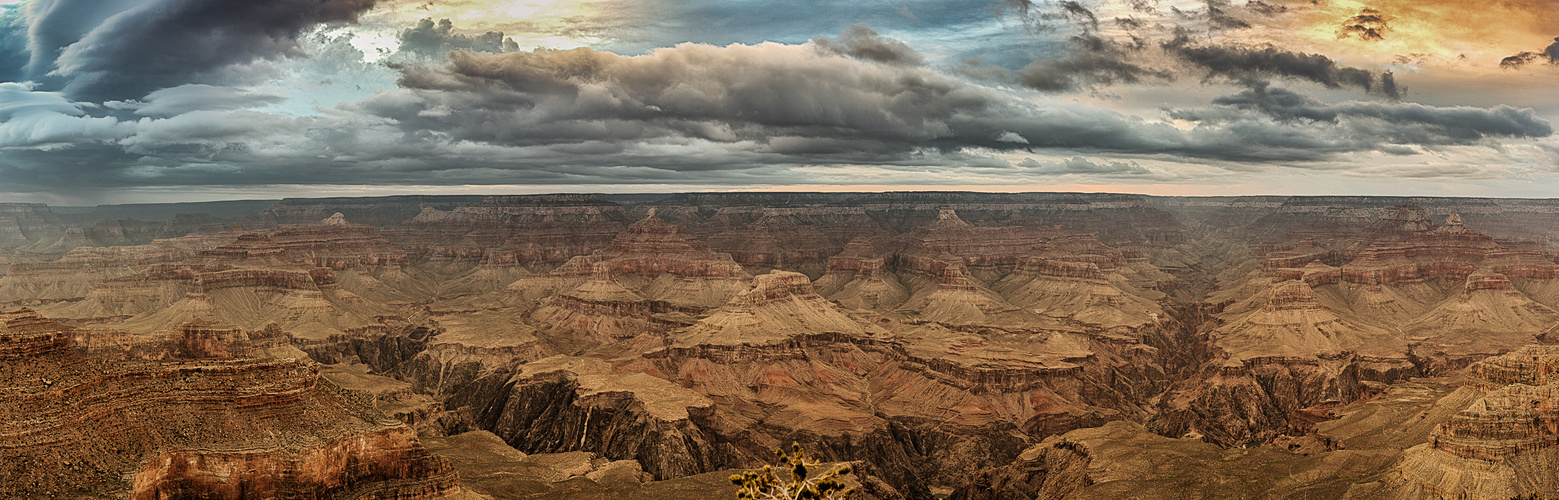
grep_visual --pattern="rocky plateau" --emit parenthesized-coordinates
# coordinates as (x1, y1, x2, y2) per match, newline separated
(4, 193, 1559, 499)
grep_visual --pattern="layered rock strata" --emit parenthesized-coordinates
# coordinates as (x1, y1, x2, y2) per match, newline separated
(0, 309, 458, 499)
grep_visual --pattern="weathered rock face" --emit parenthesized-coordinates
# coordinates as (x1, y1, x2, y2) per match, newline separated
(1429, 347, 1559, 463)
(1165, 207, 1559, 448)
(129, 426, 454, 500)
(0, 309, 457, 499)
(203, 213, 407, 269)
(420, 270, 1183, 498)
(0, 244, 189, 305)
(1366, 347, 1559, 498)
(446, 356, 722, 481)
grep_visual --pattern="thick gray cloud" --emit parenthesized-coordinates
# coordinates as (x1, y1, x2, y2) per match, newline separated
(983, 1, 1391, 98)
(370, 42, 1546, 166)
(0, 5, 1553, 197)
(26, 0, 378, 101)
(397, 18, 518, 59)
(1015, 34, 1171, 91)
(1162, 37, 1400, 97)
(1170, 83, 1551, 150)
(0, 83, 131, 148)
(811, 24, 922, 66)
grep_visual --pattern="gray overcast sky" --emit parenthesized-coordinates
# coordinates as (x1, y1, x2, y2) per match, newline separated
(0, 0, 1556, 204)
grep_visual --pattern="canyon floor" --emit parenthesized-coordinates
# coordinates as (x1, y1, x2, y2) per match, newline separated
(4, 192, 1559, 499)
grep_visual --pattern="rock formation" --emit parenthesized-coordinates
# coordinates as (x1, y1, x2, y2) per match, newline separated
(7, 193, 1559, 498)
(1163, 206, 1559, 447)
(0, 308, 459, 499)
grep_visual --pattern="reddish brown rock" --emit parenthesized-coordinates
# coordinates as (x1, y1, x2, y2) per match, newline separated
(0, 309, 458, 499)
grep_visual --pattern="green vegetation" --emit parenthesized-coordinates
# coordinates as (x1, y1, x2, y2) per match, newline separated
(730, 442, 857, 500)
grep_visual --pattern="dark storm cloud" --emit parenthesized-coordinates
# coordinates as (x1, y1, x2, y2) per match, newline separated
(1015, 34, 1171, 91)
(989, 1, 1392, 97)
(368, 42, 1547, 166)
(1172, 83, 1550, 147)
(1337, 8, 1391, 42)
(812, 24, 923, 66)
(27, 0, 378, 101)
(398, 18, 518, 59)
(1378, 71, 1402, 100)
(1202, 0, 1251, 30)
(1163, 38, 1400, 97)
(1500, 37, 1559, 69)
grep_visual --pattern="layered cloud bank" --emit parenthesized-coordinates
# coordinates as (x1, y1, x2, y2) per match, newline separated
(0, 0, 1555, 202)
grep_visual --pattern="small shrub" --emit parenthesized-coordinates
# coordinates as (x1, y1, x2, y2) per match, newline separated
(730, 442, 856, 500)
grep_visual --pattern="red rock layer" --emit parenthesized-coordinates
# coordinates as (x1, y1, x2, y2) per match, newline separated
(130, 426, 456, 500)
(1429, 374, 1559, 461)
(0, 308, 73, 359)
(178, 319, 245, 359)
(203, 214, 406, 269)
(0, 309, 456, 499)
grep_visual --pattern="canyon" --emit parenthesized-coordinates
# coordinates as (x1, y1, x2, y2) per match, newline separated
(4, 193, 1559, 499)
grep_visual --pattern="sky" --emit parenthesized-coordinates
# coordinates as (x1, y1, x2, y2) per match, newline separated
(0, 0, 1555, 204)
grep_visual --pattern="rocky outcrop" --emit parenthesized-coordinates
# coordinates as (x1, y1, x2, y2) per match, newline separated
(203, 213, 407, 269)
(813, 238, 910, 311)
(444, 356, 720, 481)
(0, 308, 74, 359)
(1370, 347, 1559, 498)
(1168, 208, 1559, 447)
(0, 244, 188, 305)
(0, 309, 457, 499)
(672, 271, 872, 346)
(129, 426, 455, 500)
